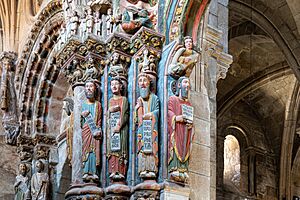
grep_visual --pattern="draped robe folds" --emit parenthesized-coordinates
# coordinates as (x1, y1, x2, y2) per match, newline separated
(135, 93, 159, 175)
(31, 172, 49, 200)
(168, 47, 198, 78)
(107, 96, 129, 176)
(81, 101, 102, 176)
(168, 95, 193, 173)
(14, 175, 30, 200)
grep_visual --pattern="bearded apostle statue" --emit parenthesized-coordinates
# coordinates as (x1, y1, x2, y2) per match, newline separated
(168, 76, 194, 183)
(14, 163, 30, 200)
(107, 77, 129, 182)
(81, 80, 102, 182)
(135, 73, 159, 179)
(31, 160, 49, 200)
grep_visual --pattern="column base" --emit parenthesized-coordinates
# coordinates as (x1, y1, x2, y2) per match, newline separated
(133, 180, 161, 200)
(161, 182, 190, 200)
(65, 183, 104, 200)
(105, 182, 131, 200)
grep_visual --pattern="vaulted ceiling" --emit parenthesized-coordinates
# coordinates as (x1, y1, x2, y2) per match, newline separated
(217, 0, 300, 198)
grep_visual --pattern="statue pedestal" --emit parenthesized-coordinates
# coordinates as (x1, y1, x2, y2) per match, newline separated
(160, 182, 190, 200)
(133, 180, 161, 199)
(65, 183, 104, 200)
(105, 182, 131, 200)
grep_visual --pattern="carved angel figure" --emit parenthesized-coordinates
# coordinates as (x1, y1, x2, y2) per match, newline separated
(168, 36, 199, 79)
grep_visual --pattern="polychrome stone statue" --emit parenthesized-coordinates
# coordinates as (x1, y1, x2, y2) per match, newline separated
(62, 97, 74, 163)
(107, 77, 129, 182)
(80, 11, 87, 37)
(168, 76, 193, 183)
(81, 80, 102, 182)
(86, 8, 94, 34)
(14, 163, 30, 200)
(94, 10, 102, 36)
(31, 160, 49, 200)
(70, 10, 80, 36)
(135, 73, 159, 179)
(168, 36, 199, 79)
(121, 6, 154, 34)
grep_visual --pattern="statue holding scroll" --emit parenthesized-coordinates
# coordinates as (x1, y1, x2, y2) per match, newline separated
(168, 36, 198, 79)
(14, 163, 30, 200)
(107, 77, 129, 182)
(168, 76, 193, 183)
(31, 160, 49, 200)
(81, 80, 102, 182)
(135, 73, 159, 179)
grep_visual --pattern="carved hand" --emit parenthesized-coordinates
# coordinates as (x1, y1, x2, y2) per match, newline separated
(109, 105, 121, 112)
(135, 99, 143, 110)
(81, 110, 90, 117)
(175, 115, 184, 122)
(114, 125, 120, 133)
(93, 130, 102, 140)
(184, 57, 191, 63)
(143, 113, 152, 120)
(186, 123, 193, 129)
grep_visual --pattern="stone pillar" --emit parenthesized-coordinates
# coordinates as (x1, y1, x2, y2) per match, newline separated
(71, 86, 84, 184)
(62, 55, 104, 200)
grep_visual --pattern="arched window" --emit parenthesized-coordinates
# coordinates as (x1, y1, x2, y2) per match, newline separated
(224, 135, 241, 187)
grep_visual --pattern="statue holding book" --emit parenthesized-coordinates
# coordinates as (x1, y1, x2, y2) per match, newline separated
(168, 76, 194, 183)
(81, 80, 102, 182)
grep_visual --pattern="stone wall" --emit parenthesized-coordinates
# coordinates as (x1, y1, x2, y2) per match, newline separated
(0, 136, 19, 199)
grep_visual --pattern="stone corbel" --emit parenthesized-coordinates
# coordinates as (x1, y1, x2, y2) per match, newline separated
(217, 52, 233, 81)
(203, 25, 222, 58)
(203, 25, 233, 81)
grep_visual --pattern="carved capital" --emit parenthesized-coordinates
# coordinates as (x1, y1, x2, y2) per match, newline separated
(134, 46, 161, 77)
(64, 54, 104, 87)
(17, 134, 34, 162)
(108, 51, 131, 80)
(130, 27, 164, 55)
(17, 145, 34, 162)
(0, 51, 17, 67)
(33, 134, 57, 160)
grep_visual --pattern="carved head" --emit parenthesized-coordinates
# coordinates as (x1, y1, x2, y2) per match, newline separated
(35, 160, 44, 173)
(176, 76, 190, 99)
(107, 8, 112, 15)
(138, 73, 151, 99)
(84, 80, 98, 101)
(63, 97, 74, 116)
(111, 77, 123, 96)
(112, 52, 120, 65)
(184, 36, 193, 50)
(19, 163, 28, 176)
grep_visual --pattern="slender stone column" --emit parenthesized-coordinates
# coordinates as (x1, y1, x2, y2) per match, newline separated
(71, 85, 85, 184)
(247, 149, 256, 195)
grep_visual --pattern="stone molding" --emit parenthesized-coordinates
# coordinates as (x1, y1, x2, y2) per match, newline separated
(203, 25, 233, 81)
